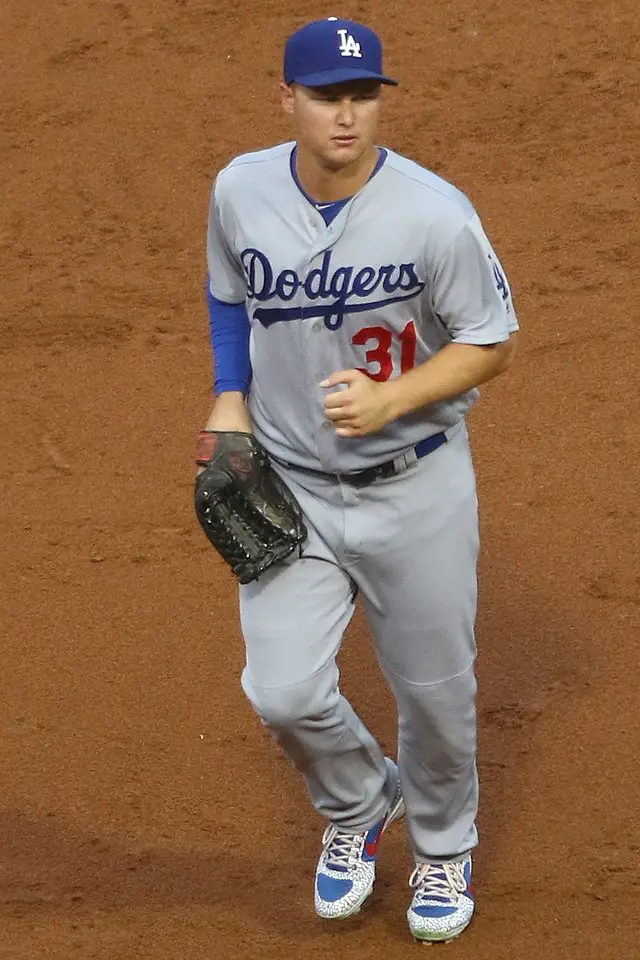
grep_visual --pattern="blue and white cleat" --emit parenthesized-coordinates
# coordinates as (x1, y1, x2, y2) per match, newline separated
(407, 856, 474, 943)
(314, 764, 405, 920)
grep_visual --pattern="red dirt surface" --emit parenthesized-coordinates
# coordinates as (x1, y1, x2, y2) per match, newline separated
(1, 2, 638, 958)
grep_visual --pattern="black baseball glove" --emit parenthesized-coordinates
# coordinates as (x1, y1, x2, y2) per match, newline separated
(194, 431, 307, 584)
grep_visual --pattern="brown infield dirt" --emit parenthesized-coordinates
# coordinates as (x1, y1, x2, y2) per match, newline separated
(1, 1, 639, 958)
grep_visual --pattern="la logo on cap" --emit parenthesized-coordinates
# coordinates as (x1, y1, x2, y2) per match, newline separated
(337, 28, 362, 58)
(326, 16, 363, 59)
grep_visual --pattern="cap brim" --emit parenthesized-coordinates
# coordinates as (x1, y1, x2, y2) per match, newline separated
(292, 68, 398, 87)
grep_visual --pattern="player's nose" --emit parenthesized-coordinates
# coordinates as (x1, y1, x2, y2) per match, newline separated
(336, 100, 356, 126)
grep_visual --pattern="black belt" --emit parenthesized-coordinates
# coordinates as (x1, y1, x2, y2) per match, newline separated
(275, 430, 448, 488)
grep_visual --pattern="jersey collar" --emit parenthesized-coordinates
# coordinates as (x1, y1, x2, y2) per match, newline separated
(289, 145, 387, 213)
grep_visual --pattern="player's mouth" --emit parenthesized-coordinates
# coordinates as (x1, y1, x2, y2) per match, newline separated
(332, 135, 358, 146)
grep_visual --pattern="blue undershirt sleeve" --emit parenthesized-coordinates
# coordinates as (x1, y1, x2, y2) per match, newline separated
(206, 278, 252, 396)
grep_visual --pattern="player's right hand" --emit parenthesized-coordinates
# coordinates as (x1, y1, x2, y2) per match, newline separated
(320, 368, 396, 438)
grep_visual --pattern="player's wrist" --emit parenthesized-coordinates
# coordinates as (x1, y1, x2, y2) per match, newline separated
(205, 391, 252, 433)
(383, 377, 413, 422)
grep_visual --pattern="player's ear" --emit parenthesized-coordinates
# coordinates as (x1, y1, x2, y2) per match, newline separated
(280, 81, 295, 115)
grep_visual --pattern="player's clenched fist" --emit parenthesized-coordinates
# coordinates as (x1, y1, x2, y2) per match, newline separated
(321, 369, 395, 437)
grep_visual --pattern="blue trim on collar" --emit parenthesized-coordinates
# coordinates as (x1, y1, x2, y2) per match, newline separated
(289, 146, 387, 220)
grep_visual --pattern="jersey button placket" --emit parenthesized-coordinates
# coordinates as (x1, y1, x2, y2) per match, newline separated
(295, 282, 324, 462)
(298, 266, 326, 464)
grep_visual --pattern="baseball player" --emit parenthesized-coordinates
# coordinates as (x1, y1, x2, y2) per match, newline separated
(197, 17, 518, 944)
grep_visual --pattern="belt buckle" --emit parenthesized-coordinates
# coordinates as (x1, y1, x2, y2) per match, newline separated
(347, 468, 375, 487)
(357, 462, 394, 486)
(339, 465, 378, 487)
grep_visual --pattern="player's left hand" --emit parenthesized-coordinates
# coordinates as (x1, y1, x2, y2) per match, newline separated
(321, 369, 395, 437)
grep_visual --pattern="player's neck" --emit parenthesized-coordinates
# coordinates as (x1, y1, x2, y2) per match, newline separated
(294, 145, 379, 204)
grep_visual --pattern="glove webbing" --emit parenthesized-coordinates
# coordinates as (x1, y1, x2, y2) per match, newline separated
(197, 487, 299, 584)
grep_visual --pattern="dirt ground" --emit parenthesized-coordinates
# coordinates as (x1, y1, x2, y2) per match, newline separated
(1, 1, 639, 958)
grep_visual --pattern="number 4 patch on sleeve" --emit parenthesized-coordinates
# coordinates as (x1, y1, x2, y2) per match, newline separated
(490, 255, 510, 302)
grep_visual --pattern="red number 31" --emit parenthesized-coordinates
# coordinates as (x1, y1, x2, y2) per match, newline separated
(351, 321, 417, 382)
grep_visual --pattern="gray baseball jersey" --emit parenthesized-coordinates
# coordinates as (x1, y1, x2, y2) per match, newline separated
(207, 142, 518, 472)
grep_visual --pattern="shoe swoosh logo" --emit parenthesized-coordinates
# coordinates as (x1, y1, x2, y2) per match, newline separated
(363, 820, 385, 857)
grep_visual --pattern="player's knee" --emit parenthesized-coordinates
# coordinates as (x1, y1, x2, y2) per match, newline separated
(246, 686, 323, 728)
(241, 667, 337, 729)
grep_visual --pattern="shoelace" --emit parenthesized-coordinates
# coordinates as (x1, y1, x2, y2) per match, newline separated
(321, 825, 365, 871)
(409, 861, 468, 904)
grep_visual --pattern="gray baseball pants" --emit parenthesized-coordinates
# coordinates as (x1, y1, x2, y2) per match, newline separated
(238, 420, 479, 862)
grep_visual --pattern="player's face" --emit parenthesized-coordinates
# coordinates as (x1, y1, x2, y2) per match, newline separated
(281, 80, 382, 171)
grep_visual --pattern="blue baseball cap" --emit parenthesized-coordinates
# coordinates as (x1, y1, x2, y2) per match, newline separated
(283, 18, 398, 88)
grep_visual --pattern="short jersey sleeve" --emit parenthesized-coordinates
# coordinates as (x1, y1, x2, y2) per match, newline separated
(430, 214, 519, 344)
(206, 177, 248, 305)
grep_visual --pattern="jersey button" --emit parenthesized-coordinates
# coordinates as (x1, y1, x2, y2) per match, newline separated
(312, 322, 322, 334)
